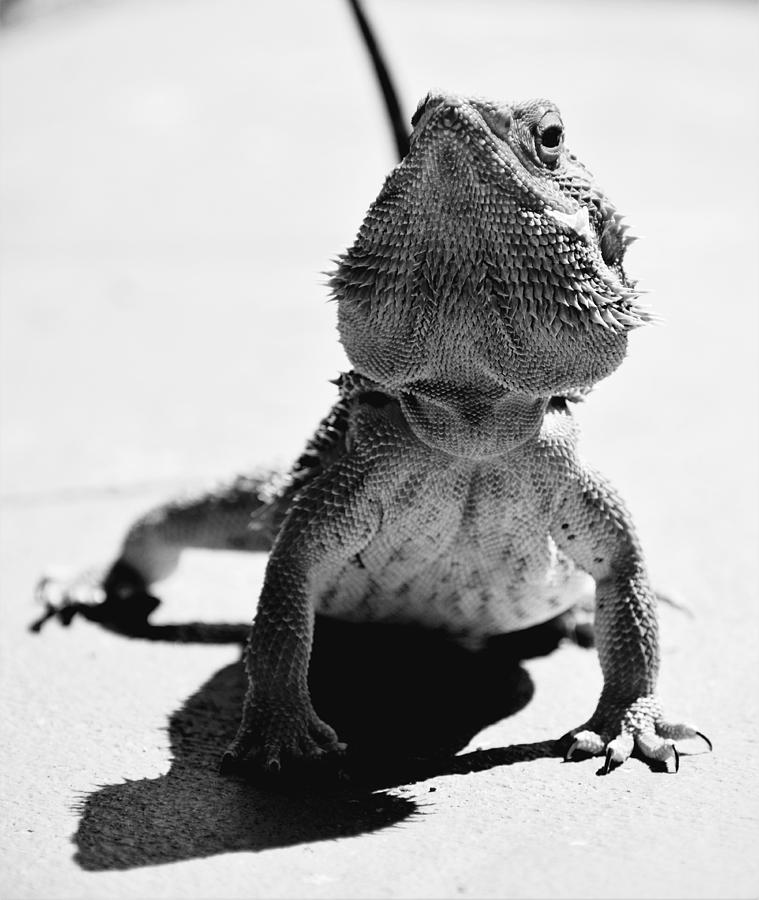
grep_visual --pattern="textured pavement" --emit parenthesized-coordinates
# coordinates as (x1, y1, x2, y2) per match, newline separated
(1, 1, 758, 897)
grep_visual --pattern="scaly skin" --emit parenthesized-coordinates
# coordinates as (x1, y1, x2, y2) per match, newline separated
(35, 93, 709, 775)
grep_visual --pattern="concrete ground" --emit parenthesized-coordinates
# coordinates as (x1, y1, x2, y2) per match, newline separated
(1, 0, 757, 897)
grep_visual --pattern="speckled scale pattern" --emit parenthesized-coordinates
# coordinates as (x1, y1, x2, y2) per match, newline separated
(308, 389, 595, 642)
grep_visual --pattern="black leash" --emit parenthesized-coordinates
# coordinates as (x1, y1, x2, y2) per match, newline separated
(346, 0, 409, 161)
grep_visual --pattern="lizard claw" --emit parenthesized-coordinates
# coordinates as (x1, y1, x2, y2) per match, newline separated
(564, 738, 588, 761)
(218, 751, 238, 775)
(221, 694, 346, 776)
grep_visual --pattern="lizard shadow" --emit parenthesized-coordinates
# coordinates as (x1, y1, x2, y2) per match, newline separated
(72, 615, 573, 871)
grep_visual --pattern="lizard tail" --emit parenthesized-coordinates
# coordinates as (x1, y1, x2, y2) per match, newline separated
(346, 0, 409, 161)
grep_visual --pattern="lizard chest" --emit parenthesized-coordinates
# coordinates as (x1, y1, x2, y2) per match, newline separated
(310, 456, 592, 639)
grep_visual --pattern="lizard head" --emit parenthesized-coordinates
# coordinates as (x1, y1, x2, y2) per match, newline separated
(333, 93, 650, 454)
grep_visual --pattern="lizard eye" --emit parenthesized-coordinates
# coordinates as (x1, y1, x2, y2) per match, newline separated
(534, 113, 564, 167)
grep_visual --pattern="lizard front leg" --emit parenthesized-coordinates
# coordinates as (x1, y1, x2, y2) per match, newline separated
(551, 464, 710, 772)
(221, 551, 342, 773)
(222, 461, 382, 773)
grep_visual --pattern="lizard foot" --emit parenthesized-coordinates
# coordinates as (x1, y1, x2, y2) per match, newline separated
(564, 695, 712, 774)
(220, 696, 346, 776)
(31, 559, 159, 633)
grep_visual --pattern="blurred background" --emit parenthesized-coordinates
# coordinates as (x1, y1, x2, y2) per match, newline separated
(1, 2, 757, 897)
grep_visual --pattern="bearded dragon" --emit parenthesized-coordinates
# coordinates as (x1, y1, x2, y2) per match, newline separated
(34, 93, 710, 776)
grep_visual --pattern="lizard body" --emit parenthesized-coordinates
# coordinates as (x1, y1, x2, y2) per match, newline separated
(36, 93, 709, 776)
(291, 375, 594, 641)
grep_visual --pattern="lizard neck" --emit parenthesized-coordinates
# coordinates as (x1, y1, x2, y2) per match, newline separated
(397, 384, 546, 458)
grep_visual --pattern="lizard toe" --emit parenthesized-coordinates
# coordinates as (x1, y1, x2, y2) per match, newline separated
(636, 732, 679, 772)
(309, 717, 344, 752)
(261, 745, 284, 774)
(219, 749, 243, 775)
(655, 720, 713, 754)
(603, 732, 635, 771)
(565, 729, 605, 760)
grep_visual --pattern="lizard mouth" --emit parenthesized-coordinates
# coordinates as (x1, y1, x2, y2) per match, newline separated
(539, 196, 648, 330)
(589, 195, 637, 273)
